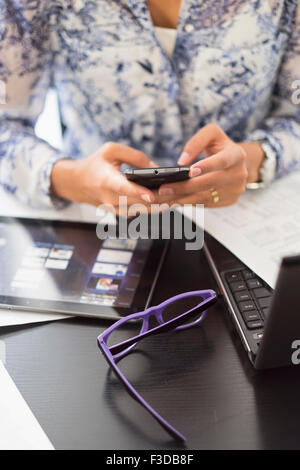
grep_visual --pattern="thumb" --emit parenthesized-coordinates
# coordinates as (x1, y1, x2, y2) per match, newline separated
(177, 124, 226, 166)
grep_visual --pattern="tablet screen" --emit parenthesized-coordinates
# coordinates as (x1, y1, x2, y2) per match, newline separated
(0, 218, 155, 312)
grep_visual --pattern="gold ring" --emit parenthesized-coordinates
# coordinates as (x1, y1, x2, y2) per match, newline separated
(210, 188, 220, 204)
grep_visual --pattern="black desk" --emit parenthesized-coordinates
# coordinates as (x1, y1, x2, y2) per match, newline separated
(1, 238, 300, 450)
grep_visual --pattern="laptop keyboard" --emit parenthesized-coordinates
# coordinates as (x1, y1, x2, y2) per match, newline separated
(224, 269, 273, 334)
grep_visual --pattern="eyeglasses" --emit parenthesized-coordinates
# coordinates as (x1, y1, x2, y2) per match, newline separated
(97, 289, 217, 443)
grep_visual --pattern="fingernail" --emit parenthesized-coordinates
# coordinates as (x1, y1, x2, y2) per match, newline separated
(141, 194, 153, 203)
(177, 152, 190, 165)
(190, 167, 202, 177)
(149, 161, 157, 168)
(158, 187, 174, 196)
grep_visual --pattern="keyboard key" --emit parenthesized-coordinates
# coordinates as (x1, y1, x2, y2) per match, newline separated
(242, 310, 260, 322)
(247, 279, 262, 289)
(253, 332, 264, 340)
(225, 271, 242, 283)
(230, 281, 247, 292)
(239, 300, 256, 311)
(258, 297, 272, 309)
(253, 287, 271, 299)
(242, 270, 255, 280)
(262, 308, 269, 319)
(234, 290, 251, 302)
(246, 320, 263, 330)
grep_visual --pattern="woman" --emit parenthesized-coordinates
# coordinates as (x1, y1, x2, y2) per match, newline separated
(0, 0, 299, 210)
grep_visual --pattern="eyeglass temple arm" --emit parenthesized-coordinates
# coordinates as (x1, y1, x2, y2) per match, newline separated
(110, 295, 216, 356)
(127, 382, 186, 442)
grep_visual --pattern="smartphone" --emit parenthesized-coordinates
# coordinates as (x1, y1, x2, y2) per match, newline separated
(123, 166, 190, 189)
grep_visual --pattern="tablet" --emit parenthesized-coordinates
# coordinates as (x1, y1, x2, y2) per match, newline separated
(0, 217, 168, 320)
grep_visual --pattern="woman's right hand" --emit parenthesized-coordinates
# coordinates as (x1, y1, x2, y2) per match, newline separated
(50, 142, 158, 210)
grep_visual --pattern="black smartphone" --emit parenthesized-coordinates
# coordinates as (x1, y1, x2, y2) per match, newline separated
(123, 166, 190, 189)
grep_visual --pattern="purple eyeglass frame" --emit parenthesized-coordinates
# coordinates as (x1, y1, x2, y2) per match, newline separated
(97, 289, 217, 443)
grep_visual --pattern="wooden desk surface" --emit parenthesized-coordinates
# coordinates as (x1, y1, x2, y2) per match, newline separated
(1, 238, 300, 450)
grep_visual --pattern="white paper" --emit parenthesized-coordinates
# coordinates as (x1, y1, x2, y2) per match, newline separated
(0, 310, 70, 328)
(204, 171, 300, 288)
(0, 361, 54, 450)
(0, 188, 99, 223)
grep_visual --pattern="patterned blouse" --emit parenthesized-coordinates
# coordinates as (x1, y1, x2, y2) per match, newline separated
(0, 0, 300, 208)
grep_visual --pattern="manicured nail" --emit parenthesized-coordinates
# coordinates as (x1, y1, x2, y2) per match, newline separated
(158, 187, 174, 196)
(141, 194, 153, 203)
(177, 152, 190, 165)
(190, 167, 202, 177)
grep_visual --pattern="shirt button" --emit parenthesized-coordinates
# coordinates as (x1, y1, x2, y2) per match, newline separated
(184, 23, 194, 33)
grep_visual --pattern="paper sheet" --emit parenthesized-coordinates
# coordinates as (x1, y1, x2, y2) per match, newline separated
(0, 361, 54, 450)
(0, 310, 70, 328)
(204, 171, 300, 288)
(0, 188, 99, 223)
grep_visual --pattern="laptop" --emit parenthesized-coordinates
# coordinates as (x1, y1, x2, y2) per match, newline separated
(204, 232, 300, 369)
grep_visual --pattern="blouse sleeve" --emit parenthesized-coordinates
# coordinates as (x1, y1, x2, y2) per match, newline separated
(0, 1, 68, 208)
(246, 1, 300, 179)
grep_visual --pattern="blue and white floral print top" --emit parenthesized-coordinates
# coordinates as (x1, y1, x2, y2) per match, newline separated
(0, 0, 300, 208)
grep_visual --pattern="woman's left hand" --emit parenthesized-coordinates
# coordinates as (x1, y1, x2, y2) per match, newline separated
(158, 124, 265, 207)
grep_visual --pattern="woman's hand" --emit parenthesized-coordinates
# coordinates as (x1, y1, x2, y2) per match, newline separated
(51, 142, 158, 211)
(158, 124, 265, 207)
